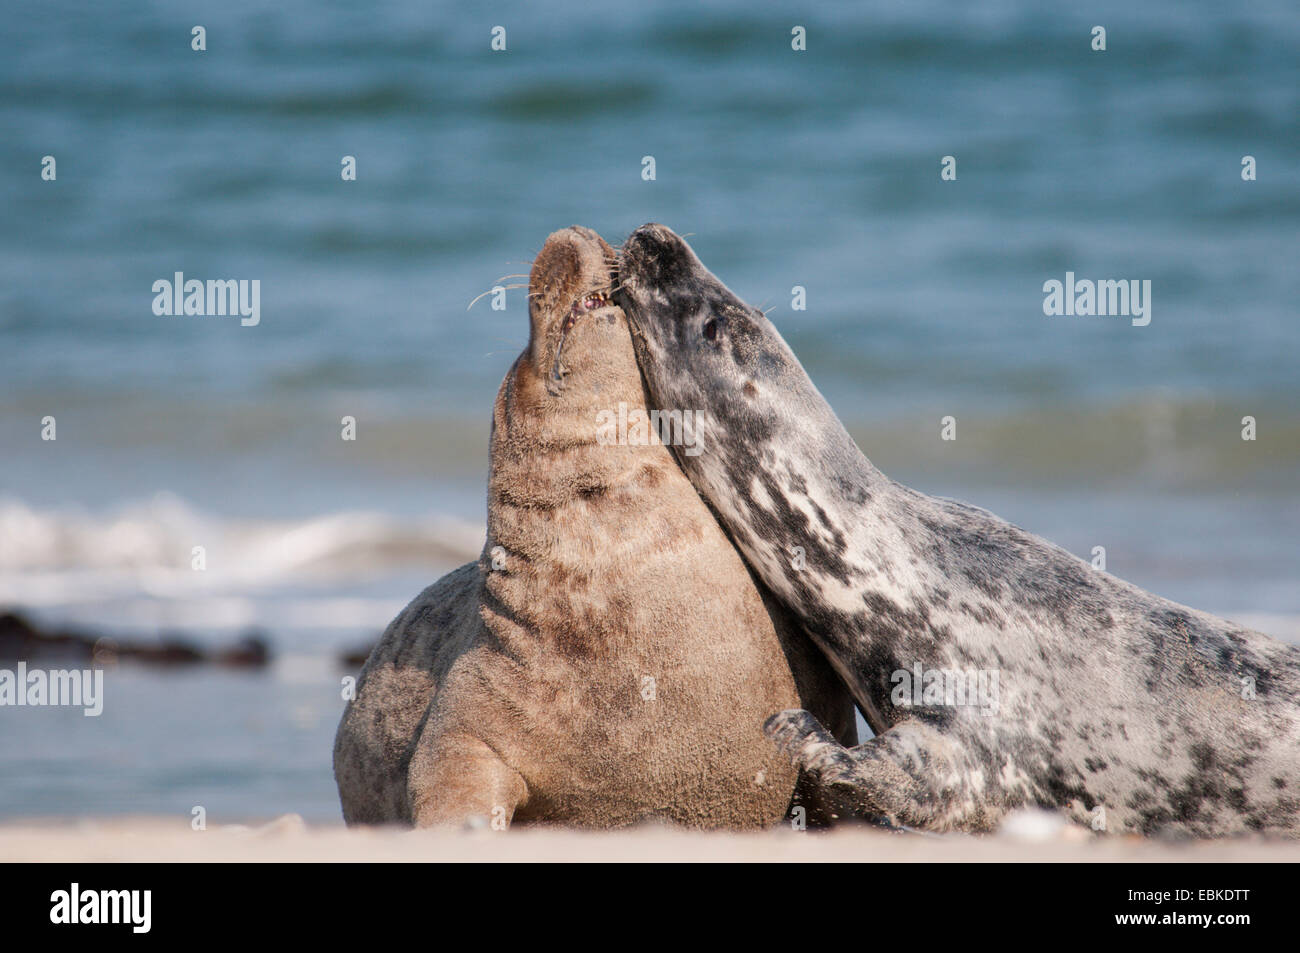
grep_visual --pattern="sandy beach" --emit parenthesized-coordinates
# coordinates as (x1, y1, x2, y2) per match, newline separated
(4, 816, 1298, 863)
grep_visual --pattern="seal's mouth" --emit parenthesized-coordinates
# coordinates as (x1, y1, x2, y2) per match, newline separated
(572, 290, 611, 314)
(551, 289, 615, 387)
(559, 289, 613, 340)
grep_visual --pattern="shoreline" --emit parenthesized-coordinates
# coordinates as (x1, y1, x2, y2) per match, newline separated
(4, 816, 1299, 863)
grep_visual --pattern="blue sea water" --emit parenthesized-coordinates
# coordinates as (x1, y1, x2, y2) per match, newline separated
(0, 0, 1297, 821)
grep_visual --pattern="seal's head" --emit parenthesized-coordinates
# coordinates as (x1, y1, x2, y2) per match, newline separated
(616, 223, 874, 602)
(616, 223, 834, 466)
(523, 225, 631, 403)
(490, 226, 654, 504)
(617, 224, 775, 398)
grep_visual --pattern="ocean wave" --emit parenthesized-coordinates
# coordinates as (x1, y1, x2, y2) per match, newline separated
(0, 494, 482, 606)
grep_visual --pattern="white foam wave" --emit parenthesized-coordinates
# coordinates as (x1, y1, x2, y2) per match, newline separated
(0, 493, 482, 610)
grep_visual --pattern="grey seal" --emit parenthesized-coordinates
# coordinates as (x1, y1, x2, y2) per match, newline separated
(617, 222, 1300, 837)
(332, 226, 855, 829)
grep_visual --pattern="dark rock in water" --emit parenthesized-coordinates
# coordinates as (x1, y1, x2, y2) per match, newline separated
(339, 642, 376, 668)
(124, 634, 206, 666)
(214, 632, 271, 668)
(0, 611, 272, 669)
(0, 612, 92, 662)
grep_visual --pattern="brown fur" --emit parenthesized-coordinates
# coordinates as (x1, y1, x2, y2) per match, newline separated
(333, 226, 855, 829)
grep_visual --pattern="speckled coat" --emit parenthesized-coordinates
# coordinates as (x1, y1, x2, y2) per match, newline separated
(619, 223, 1300, 837)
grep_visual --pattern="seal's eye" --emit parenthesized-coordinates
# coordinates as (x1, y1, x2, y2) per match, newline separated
(703, 315, 726, 342)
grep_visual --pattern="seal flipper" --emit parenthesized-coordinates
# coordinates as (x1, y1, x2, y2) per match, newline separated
(766, 709, 990, 831)
(407, 727, 529, 830)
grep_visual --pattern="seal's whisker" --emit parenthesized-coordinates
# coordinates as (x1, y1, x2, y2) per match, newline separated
(466, 283, 531, 310)
(465, 288, 497, 310)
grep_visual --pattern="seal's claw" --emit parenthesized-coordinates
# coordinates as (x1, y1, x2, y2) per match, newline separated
(764, 709, 855, 784)
(764, 709, 821, 753)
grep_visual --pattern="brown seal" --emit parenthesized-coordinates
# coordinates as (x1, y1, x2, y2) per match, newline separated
(333, 226, 855, 829)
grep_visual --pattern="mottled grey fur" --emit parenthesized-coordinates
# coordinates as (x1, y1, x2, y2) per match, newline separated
(618, 223, 1300, 837)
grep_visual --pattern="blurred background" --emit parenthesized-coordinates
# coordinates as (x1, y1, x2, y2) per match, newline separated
(1, 0, 1296, 822)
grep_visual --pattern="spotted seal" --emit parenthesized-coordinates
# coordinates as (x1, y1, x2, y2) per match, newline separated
(333, 226, 856, 829)
(617, 222, 1300, 836)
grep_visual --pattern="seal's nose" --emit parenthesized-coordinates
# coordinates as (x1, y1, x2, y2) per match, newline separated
(633, 222, 675, 243)
(626, 223, 679, 258)
(565, 225, 615, 261)
(621, 223, 691, 289)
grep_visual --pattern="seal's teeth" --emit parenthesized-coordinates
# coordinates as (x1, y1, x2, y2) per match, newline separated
(561, 287, 614, 319)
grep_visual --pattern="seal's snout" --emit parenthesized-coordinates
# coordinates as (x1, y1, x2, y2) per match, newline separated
(628, 222, 679, 252)
(619, 223, 698, 297)
(531, 226, 616, 317)
(525, 226, 623, 393)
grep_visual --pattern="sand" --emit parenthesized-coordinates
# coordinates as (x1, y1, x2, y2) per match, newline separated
(3, 815, 1297, 862)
